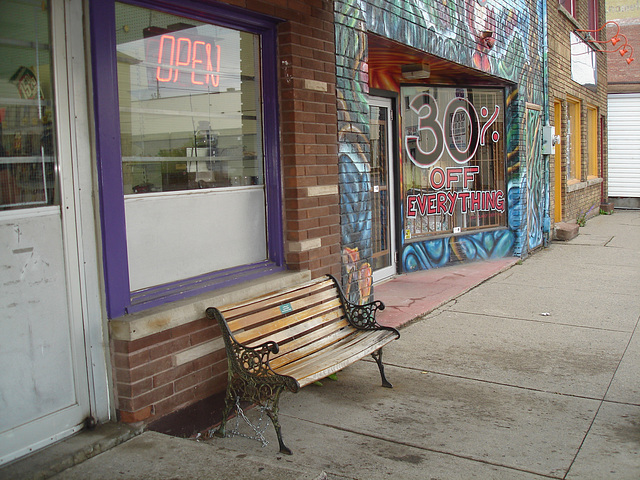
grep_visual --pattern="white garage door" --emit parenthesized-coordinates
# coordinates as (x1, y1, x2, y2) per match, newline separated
(608, 93, 640, 198)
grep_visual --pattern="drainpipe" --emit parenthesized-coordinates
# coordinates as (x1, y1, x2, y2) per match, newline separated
(542, 0, 551, 246)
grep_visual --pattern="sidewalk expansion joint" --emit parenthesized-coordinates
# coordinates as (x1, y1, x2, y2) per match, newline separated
(386, 363, 622, 404)
(282, 415, 564, 480)
(446, 309, 633, 333)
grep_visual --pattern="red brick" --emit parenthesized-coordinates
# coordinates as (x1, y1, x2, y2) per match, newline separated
(174, 367, 213, 393)
(170, 318, 210, 338)
(190, 327, 217, 347)
(193, 350, 226, 370)
(116, 378, 152, 398)
(119, 406, 152, 423)
(147, 335, 191, 361)
(130, 383, 175, 411)
(152, 389, 197, 417)
(153, 362, 194, 388)
(126, 330, 172, 353)
(115, 356, 173, 384)
(112, 350, 150, 369)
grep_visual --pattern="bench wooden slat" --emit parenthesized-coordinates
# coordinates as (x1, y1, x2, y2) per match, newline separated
(268, 324, 353, 370)
(277, 330, 397, 388)
(245, 310, 348, 354)
(220, 278, 335, 321)
(276, 329, 392, 379)
(231, 297, 343, 345)
(226, 286, 339, 334)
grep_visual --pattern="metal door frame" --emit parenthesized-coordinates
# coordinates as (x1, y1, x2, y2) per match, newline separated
(370, 96, 397, 283)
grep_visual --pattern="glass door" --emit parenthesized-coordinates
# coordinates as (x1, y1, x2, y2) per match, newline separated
(0, 0, 94, 464)
(370, 97, 396, 283)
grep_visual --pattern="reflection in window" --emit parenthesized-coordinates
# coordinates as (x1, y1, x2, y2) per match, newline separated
(401, 87, 506, 239)
(116, 2, 263, 194)
(567, 98, 581, 181)
(586, 105, 598, 177)
(0, 1, 57, 210)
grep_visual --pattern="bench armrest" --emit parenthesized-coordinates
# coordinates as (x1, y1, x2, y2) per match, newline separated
(206, 307, 300, 393)
(345, 299, 386, 329)
(230, 340, 280, 376)
(327, 275, 399, 336)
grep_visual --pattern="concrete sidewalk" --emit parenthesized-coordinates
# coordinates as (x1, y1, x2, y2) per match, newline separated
(7, 210, 640, 479)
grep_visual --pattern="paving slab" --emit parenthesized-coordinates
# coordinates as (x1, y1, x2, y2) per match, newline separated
(490, 247, 640, 297)
(446, 280, 640, 331)
(385, 310, 629, 398)
(606, 327, 640, 405)
(375, 258, 518, 329)
(209, 405, 550, 480)
(566, 402, 640, 480)
(265, 362, 599, 479)
(51, 431, 323, 480)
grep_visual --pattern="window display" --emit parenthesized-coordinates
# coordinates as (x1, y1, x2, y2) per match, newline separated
(401, 86, 506, 238)
(115, 2, 263, 194)
(0, 1, 57, 210)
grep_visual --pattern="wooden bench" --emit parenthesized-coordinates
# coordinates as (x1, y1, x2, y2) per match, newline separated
(205, 274, 400, 454)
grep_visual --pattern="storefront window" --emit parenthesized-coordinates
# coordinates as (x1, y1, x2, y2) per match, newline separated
(115, 2, 263, 194)
(586, 105, 598, 177)
(401, 86, 506, 239)
(0, 1, 57, 210)
(567, 98, 581, 181)
(92, 0, 282, 316)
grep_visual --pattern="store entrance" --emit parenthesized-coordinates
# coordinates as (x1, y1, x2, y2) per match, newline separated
(0, 0, 105, 464)
(370, 97, 396, 283)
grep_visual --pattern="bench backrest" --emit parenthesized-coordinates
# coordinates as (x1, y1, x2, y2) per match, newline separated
(215, 276, 353, 368)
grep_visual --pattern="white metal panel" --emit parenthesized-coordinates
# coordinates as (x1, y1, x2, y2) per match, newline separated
(608, 93, 640, 197)
(125, 187, 267, 291)
(0, 209, 85, 464)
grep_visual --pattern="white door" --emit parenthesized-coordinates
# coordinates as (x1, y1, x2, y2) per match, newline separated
(0, 0, 102, 464)
(370, 97, 396, 283)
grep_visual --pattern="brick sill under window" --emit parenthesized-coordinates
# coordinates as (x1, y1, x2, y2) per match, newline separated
(109, 270, 311, 343)
(567, 177, 603, 192)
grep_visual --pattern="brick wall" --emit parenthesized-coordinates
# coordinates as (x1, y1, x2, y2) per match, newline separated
(548, 0, 608, 225)
(110, 0, 341, 425)
(112, 319, 226, 423)
(278, 2, 342, 279)
(607, 22, 640, 92)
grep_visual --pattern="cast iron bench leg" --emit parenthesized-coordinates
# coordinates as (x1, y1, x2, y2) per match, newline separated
(371, 348, 393, 388)
(214, 390, 234, 438)
(265, 387, 292, 455)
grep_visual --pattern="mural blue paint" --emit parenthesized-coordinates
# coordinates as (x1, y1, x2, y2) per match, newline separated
(402, 230, 515, 272)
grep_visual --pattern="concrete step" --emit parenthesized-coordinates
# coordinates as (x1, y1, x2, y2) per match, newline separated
(554, 222, 579, 241)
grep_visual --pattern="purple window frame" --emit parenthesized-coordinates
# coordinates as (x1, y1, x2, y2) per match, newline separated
(90, 0, 285, 318)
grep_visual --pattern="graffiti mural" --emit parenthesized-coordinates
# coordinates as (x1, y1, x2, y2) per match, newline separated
(335, 0, 546, 291)
(526, 106, 545, 250)
(402, 229, 516, 272)
(335, 1, 375, 303)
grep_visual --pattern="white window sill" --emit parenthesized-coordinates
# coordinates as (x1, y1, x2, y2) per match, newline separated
(110, 270, 311, 342)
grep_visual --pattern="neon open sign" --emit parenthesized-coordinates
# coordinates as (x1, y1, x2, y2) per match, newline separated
(147, 33, 221, 87)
